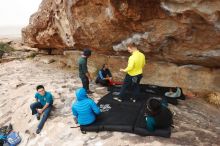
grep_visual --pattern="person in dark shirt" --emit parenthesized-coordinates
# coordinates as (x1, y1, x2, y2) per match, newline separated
(96, 64, 113, 86)
(78, 49, 93, 94)
(145, 97, 173, 132)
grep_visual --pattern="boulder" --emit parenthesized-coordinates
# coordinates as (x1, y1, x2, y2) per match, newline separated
(22, 0, 220, 68)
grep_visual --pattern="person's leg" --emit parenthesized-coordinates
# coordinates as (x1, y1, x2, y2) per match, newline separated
(80, 76, 89, 91)
(133, 74, 143, 101)
(99, 79, 109, 86)
(95, 77, 99, 84)
(85, 76, 90, 91)
(119, 74, 132, 101)
(80, 76, 86, 89)
(30, 102, 43, 115)
(37, 106, 52, 130)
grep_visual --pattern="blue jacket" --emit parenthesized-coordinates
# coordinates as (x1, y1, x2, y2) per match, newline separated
(98, 69, 112, 80)
(72, 88, 101, 125)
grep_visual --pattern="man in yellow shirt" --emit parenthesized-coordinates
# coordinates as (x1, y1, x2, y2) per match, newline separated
(117, 43, 146, 102)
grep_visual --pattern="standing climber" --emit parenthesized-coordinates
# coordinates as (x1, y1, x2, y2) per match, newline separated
(78, 48, 93, 94)
(115, 43, 145, 102)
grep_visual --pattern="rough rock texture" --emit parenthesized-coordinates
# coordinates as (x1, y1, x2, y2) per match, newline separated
(0, 38, 38, 63)
(61, 50, 220, 93)
(0, 56, 220, 146)
(22, 0, 220, 68)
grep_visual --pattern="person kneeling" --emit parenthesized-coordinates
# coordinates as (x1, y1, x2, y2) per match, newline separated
(96, 64, 113, 86)
(30, 85, 53, 134)
(72, 88, 100, 126)
(145, 97, 173, 132)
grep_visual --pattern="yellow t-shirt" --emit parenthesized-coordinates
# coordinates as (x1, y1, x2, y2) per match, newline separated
(124, 50, 146, 76)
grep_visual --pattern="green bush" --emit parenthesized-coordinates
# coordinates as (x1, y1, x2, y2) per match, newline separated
(0, 43, 14, 53)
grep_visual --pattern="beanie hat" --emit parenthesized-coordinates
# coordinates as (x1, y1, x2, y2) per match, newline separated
(83, 48, 92, 57)
(146, 97, 162, 114)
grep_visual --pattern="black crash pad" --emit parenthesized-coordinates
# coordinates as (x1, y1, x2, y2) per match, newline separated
(139, 84, 185, 100)
(108, 84, 185, 105)
(81, 93, 142, 133)
(80, 92, 172, 138)
(133, 103, 171, 137)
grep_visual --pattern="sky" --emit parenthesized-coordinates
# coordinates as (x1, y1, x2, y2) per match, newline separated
(0, 0, 42, 27)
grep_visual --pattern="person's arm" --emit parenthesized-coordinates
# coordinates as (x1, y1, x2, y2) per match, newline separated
(38, 93, 53, 114)
(107, 69, 112, 78)
(146, 116, 156, 132)
(90, 100, 101, 115)
(82, 61, 91, 80)
(85, 70, 91, 80)
(72, 106, 78, 117)
(121, 57, 134, 72)
(38, 103, 49, 114)
(35, 93, 38, 102)
(98, 70, 105, 80)
(72, 106, 78, 124)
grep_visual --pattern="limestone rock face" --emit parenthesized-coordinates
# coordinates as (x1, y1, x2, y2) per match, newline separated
(62, 50, 220, 93)
(22, 0, 220, 67)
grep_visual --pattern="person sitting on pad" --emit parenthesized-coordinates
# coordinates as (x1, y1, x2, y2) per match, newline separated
(72, 88, 101, 126)
(145, 97, 173, 132)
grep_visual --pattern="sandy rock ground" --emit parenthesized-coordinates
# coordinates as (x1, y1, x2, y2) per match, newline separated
(0, 56, 220, 146)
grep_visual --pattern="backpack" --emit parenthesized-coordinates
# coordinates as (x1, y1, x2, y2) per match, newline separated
(6, 132, 21, 146)
(0, 138, 5, 146)
(0, 124, 12, 145)
(0, 124, 13, 136)
(0, 134, 7, 141)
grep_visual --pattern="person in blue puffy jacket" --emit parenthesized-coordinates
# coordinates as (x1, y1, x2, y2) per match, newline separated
(72, 88, 101, 125)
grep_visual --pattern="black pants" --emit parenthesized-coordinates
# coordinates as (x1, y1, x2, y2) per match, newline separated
(96, 77, 110, 86)
(80, 75, 89, 91)
(119, 74, 143, 101)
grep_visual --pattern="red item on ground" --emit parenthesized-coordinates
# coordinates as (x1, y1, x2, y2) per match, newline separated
(109, 80, 123, 86)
